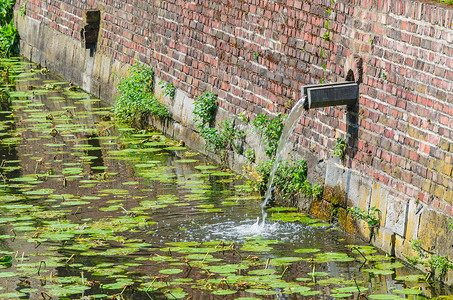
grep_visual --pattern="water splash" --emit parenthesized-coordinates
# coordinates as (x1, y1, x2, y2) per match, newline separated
(260, 95, 308, 226)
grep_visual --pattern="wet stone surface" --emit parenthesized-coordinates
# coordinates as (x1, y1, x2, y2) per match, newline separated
(0, 57, 450, 299)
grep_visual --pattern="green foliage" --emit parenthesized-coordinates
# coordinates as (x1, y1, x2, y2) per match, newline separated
(311, 183, 323, 200)
(407, 239, 453, 280)
(255, 159, 322, 200)
(254, 159, 274, 192)
(244, 148, 255, 163)
(333, 138, 346, 160)
(252, 113, 286, 158)
(347, 206, 380, 227)
(273, 159, 308, 199)
(114, 62, 169, 124)
(159, 80, 176, 99)
(19, 2, 26, 16)
(0, 0, 19, 57)
(0, 0, 15, 25)
(448, 218, 453, 230)
(193, 91, 217, 128)
(438, 0, 453, 4)
(428, 255, 453, 278)
(199, 118, 245, 163)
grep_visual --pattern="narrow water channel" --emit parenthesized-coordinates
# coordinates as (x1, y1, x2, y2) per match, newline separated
(0, 58, 450, 299)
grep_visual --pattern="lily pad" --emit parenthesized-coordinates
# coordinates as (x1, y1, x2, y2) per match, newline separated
(159, 268, 183, 274)
(393, 288, 423, 295)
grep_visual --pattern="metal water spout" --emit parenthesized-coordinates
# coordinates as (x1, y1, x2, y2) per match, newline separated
(301, 81, 359, 110)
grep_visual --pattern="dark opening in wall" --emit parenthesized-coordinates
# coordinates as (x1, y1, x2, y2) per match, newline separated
(346, 69, 355, 82)
(81, 10, 100, 56)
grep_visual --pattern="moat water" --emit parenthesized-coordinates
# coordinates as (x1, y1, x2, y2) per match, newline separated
(0, 57, 450, 299)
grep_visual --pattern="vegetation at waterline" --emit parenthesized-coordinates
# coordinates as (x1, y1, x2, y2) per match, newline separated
(193, 91, 247, 164)
(347, 206, 380, 228)
(406, 239, 453, 281)
(114, 62, 169, 124)
(254, 158, 323, 201)
(0, 0, 19, 57)
(193, 91, 217, 127)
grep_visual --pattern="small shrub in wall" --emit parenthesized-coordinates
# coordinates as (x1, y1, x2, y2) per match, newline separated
(193, 91, 217, 128)
(114, 62, 169, 124)
(252, 113, 286, 158)
(0, 0, 19, 57)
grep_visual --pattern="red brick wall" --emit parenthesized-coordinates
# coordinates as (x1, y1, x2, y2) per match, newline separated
(18, 0, 453, 212)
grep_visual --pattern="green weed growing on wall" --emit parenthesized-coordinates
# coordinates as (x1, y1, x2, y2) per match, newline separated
(406, 239, 453, 281)
(347, 206, 380, 228)
(114, 62, 169, 124)
(252, 113, 286, 158)
(333, 138, 346, 160)
(159, 80, 176, 99)
(193, 91, 217, 128)
(199, 118, 245, 164)
(193, 93, 246, 163)
(0, 0, 19, 57)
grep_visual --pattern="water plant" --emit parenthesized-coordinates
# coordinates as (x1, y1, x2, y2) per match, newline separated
(114, 62, 169, 124)
(252, 113, 286, 158)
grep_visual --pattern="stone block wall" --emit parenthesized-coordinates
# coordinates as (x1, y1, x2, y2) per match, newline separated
(14, 0, 453, 274)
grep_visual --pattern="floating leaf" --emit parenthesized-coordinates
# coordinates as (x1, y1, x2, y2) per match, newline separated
(375, 262, 404, 270)
(331, 286, 368, 293)
(369, 295, 405, 300)
(364, 269, 395, 275)
(393, 288, 423, 295)
(394, 274, 424, 282)
(294, 248, 320, 254)
(159, 268, 183, 275)
(212, 289, 237, 295)
(0, 256, 12, 263)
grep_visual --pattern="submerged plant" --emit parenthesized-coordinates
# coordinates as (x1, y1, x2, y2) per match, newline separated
(114, 62, 169, 123)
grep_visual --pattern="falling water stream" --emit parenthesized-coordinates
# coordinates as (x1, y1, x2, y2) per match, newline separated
(0, 58, 450, 299)
(259, 95, 308, 226)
